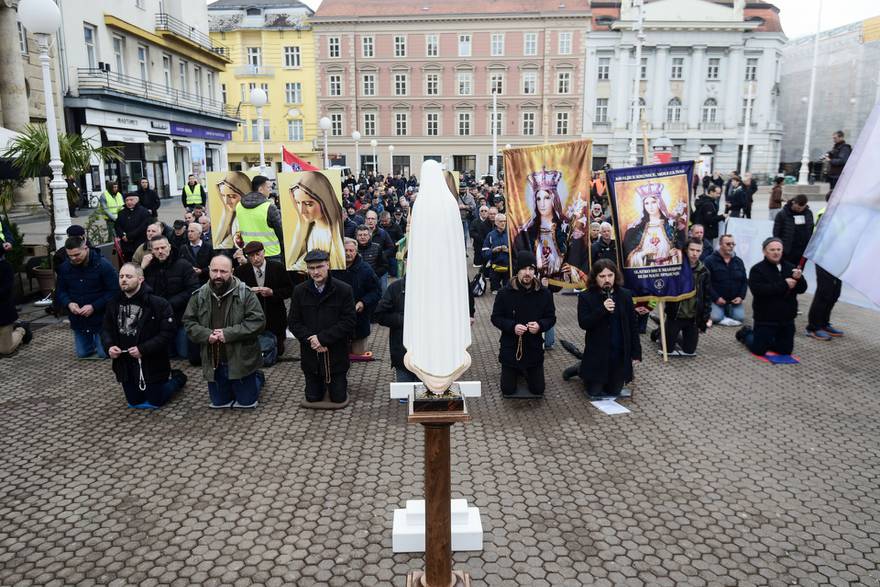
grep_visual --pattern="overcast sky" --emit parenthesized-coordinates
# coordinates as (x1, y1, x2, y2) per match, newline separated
(211, 0, 879, 40)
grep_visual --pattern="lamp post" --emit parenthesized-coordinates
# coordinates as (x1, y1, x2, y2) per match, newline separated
(388, 144, 395, 176)
(627, 0, 646, 167)
(318, 116, 332, 169)
(249, 87, 268, 174)
(18, 0, 69, 249)
(351, 131, 361, 177)
(491, 89, 498, 178)
(798, 0, 823, 185)
(740, 81, 755, 174)
(369, 139, 378, 175)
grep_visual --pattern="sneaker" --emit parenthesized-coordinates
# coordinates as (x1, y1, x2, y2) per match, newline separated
(805, 329, 832, 341)
(719, 317, 740, 327)
(472, 263, 480, 268)
(33, 293, 53, 307)
(232, 400, 259, 409)
(209, 401, 234, 409)
(823, 325, 844, 337)
(657, 349, 684, 356)
(678, 351, 697, 357)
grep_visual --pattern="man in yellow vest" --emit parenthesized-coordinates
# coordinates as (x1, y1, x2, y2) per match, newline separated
(234, 175, 283, 263)
(181, 174, 206, 211)
(98, 181, 125, 236)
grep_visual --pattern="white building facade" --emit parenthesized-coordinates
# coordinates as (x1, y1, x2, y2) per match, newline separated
(58, 0, 238, 199)
(583, 0, 785, 179)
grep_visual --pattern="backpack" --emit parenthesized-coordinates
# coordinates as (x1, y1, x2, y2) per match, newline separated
(469, 268, 486, 297)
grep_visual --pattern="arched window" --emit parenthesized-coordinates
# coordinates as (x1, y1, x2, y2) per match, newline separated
(629, 97, 646, 124)
(666, 97, 682, 123)
(701, 98, 718, 123)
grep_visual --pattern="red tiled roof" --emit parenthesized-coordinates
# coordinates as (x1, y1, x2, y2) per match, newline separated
(314, 0, 589, 18)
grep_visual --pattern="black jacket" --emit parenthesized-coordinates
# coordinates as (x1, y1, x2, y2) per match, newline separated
(0, 257, 16, 327)
(334, 255, 380, 340)
(136, 187, 160, 216)
(374, 276, 407, 369)
(470, 216, 491, 250)
(101, 286, 175, 384)
(590, 238, 617, 265)
(748, 258, 807, 324)
(235, 259, 292, 341)
(358, 241, 388, 277)
(666, 262, 712, 332)
(704, 251, 748, 302)
(381, 221, 403, 244)
(692, 195, 726, 240)
(577, 287, 642, 384)
(828, 141, 852, 177)
(115, 204, 153, 254)
(490, 279, 556, 368)
(288, 277, 357, 376)
(772, 202, 815, 264)
(727, 185, 747, 215)
(144, 252, 199, 323)
(179, 240, 214, 282)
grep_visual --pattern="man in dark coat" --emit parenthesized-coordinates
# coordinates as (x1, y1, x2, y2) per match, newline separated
(102, 263, 187, 408)
(143, 236, 199, 360)
(56, 236, 119, 358)
(741, 172, 758, 219)
(234, 240, 293, 356)
(653, 239, 712, 356)
(288, 249, 357, 406)
(136, 178, 161, 218)
(736, 237, 807, 356)
(577, 259, 642, 399)
(726, 176, 747, 218)
(115, 193, 153, 261)
(490, 252, 556, 397)
(364, 210, 396, 284)
(338, 238, 381, 358)
(355, 225, 388, 279)
(469, 206, 490, 267)
(374, 276, 414, 382)
(178, 222, 214, 283)
(822, 130, 851, 189)
(692, 185, 726, 241)
(590, 222, 617, 265)
(772, 194, 814, 265)
(704, 235, 748, 326)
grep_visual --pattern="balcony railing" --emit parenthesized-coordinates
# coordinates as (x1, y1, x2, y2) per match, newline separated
(700, 122, 723, 131)
(663, 122, 687, 131)
(155, 12, 230, 60)
(77, 68, 240, 121)
(234, 65, 275, 77)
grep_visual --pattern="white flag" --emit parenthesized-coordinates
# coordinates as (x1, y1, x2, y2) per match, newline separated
(805, 103, 880, 306)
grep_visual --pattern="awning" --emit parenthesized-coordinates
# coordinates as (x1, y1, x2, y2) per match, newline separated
(0, 126, 22, 151)
(104, 128, 150, 143)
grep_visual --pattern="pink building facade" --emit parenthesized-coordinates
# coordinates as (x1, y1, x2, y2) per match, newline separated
(312, 0, 590, 177)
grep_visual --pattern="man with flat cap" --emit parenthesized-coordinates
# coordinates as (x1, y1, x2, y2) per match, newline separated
(235, 240, 292, 356)
(490, 251, 556, 398)
(288, 249, 357, 407)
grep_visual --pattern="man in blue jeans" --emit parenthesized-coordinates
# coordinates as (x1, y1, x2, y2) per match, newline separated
(55, 236, 118, 358)
(704, 234, 748, 326)
(183, 255, 266, 409)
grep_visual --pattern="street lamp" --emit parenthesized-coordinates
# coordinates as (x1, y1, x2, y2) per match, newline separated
(369, 139, 378, 175)
(628, 0, 646, 167)
(249, 87, 268, 174)
(319, 116, 332, 169)
(17, 0, 69, 249)
(351, 131, 361, 177)
(388, 144, 395, 176)
(798, 0, 823, 185)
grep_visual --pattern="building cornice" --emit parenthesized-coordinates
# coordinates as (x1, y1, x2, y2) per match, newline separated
(310, 12, 591, 26)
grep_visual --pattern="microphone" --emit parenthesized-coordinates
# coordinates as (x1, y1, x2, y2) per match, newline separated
(603, 285, 612, 300)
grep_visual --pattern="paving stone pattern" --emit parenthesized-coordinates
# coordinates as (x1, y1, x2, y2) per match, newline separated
(1, 291, 879, 586)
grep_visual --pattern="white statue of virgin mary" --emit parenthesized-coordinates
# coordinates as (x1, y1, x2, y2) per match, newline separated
(403, 160, 472, 392)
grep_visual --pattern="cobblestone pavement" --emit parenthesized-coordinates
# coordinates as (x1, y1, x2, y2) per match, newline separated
(2, 290, 879, 586)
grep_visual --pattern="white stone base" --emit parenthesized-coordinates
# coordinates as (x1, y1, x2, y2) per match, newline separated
(392, 498, 483, 553)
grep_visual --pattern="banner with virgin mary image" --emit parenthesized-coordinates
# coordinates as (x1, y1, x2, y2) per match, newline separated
(606, 161, 695, 301)
(277, 169, 346, 271)
(503, 139, 593, 288)
(207, 169, 261, 251)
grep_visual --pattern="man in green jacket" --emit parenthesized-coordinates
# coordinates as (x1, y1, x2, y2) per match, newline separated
(183, 255, 266, 409)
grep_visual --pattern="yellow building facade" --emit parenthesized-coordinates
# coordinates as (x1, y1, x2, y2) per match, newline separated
(209, 2, 320, 174)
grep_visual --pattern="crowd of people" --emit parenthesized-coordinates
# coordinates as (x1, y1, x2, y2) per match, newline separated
(0, 153, 848, 407)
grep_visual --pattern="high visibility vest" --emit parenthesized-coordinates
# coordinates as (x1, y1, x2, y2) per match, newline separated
(101, 191, 124, 220)
(184, 183, 203, 205)
(815, 206, 826, 229)
(235, 201, 281, 257)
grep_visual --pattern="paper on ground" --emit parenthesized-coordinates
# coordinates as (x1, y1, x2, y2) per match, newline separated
(590, 400, 631, 415)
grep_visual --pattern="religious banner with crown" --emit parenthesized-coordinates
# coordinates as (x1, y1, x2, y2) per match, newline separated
(605, 161, 696, 301)
(503, 139, 593, 289)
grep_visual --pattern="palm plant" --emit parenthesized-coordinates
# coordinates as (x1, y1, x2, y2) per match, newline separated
(2, 123, 122, 247)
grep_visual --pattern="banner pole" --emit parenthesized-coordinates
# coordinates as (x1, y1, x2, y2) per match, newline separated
(657, 300, 669, 363)
(641, 120, 650, 163)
